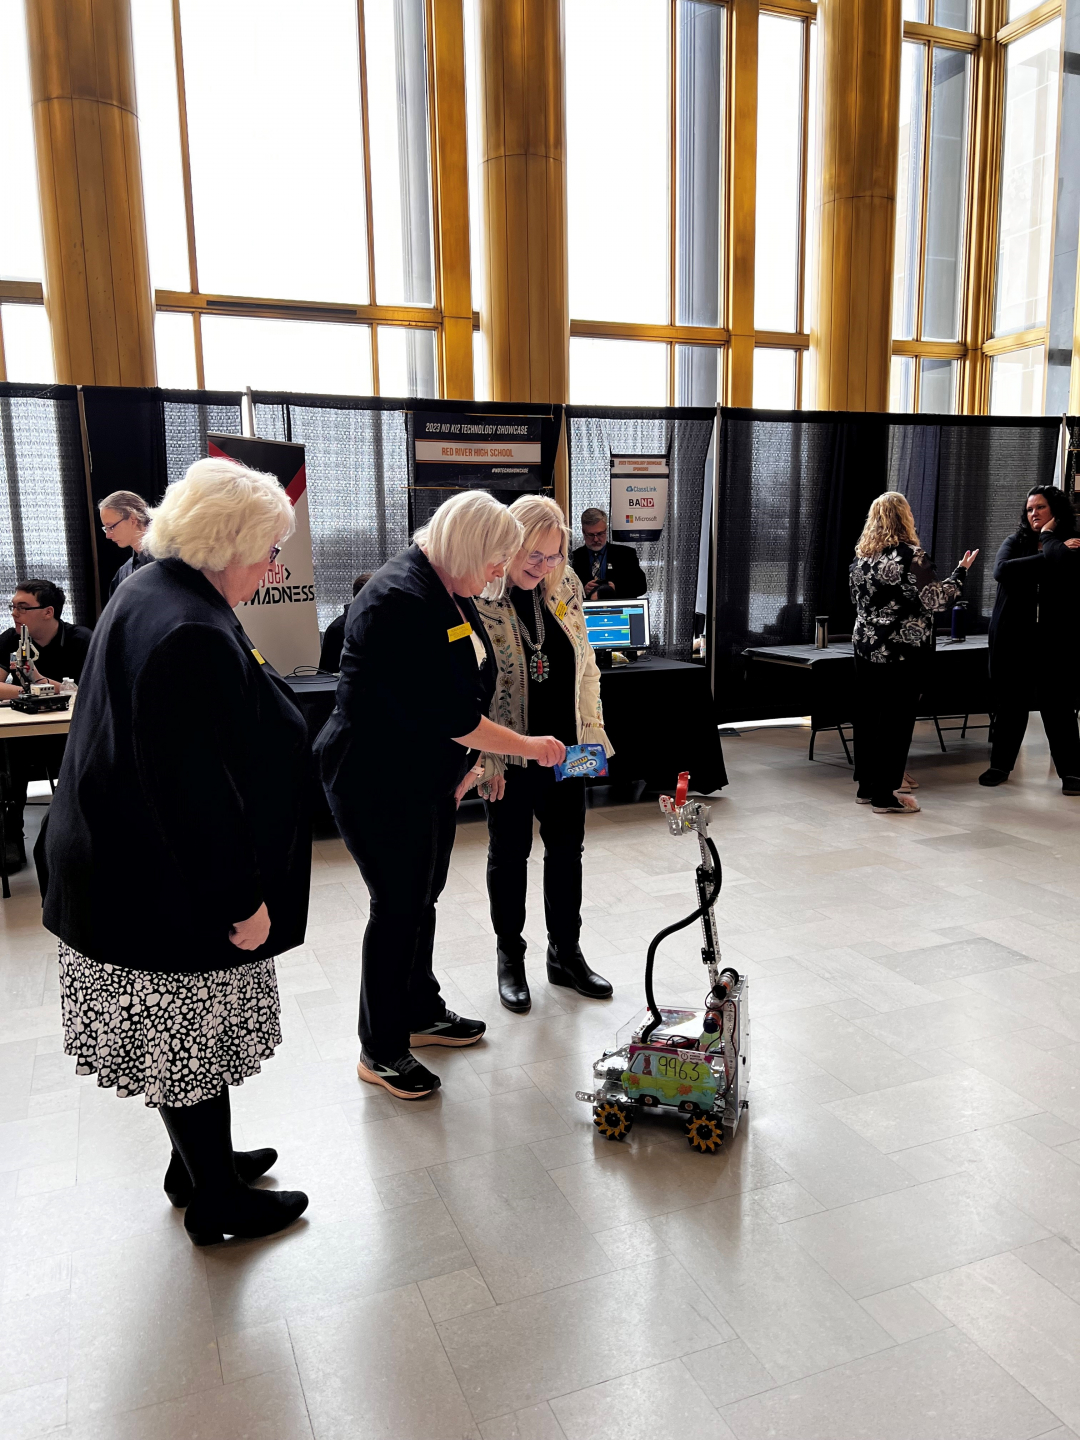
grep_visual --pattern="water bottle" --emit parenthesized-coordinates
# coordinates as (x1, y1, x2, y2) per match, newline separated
(950, 602, 967, 642)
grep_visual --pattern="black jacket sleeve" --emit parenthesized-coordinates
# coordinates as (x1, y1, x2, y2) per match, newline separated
(132, 625, 265, 930)
(993, 534, 1042, 586)
(615, 545, 648, 599)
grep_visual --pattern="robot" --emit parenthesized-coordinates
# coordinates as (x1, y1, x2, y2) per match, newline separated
(576, 772, 749, 1153)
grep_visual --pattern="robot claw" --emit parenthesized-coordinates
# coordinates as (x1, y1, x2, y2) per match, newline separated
(576, 772, 750, 1153)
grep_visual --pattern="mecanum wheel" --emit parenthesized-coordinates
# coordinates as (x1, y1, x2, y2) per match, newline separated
(593, 1100, 633, 1141)
(685, 1113, 723, 1153)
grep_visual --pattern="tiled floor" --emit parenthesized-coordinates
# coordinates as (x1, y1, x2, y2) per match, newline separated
(3, 718, 1080, 1439)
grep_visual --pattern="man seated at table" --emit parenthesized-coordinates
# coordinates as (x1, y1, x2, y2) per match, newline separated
(1, 579, 93, 871)
(571, 508, 647, 601)
(318, 572, 371, 673)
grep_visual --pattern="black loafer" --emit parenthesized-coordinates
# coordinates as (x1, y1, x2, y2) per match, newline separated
(497, 944, 531, 1013)
(546, 945, 613, 999)
(978, 768, 1009, 787)
(164, 1147, 278, 1208)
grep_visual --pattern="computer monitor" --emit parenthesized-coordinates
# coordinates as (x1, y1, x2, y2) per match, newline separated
(582, 598, 651, 651)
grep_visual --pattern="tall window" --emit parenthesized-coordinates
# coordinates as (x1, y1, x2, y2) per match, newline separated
(987, 13, 1063, 415)
(0, 1, 52, 383)
(567, 0, 726, 406)
(132, 0, 445, 395)
(753, 10, 814, 408)
(890, 10, 974, 415)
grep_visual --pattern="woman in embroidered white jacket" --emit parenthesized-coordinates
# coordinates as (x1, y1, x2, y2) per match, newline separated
(473, 495, 614, 1014)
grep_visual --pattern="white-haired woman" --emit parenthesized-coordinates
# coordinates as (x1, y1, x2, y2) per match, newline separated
(850, 491, 977, 814)
(475, 495, 614, 1012)
(43, 457, 310, 1246)
(99, 489, 152, 595)
(316, 490, 566, 1100)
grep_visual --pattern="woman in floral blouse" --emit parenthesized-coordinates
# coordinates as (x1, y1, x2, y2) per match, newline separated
(849, 492, 978, 814)
(475, 495, 614, 1013)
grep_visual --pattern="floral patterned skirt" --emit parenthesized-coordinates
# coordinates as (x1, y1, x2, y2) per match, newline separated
(58, 944, 281, 1108)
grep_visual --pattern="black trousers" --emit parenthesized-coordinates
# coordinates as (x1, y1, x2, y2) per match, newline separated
(1, 736, 66, 841)
(328, 789, 455, 1059)
(853, 658, 922, 807)
(991, 706, 1080, 780)
(485, 764, 586, 955)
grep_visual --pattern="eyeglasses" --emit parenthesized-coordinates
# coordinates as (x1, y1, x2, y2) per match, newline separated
(526, 550, 565, 569)
(268, 545, 282, 563)
(101, 519, 125, 535)
(583, 528, 608, 540)
(11, 602, 45, 614)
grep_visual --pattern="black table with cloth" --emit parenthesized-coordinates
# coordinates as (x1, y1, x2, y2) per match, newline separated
(743, 636, 991, 759)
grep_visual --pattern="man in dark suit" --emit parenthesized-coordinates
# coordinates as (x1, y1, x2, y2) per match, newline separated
(570, 508, 647, 601)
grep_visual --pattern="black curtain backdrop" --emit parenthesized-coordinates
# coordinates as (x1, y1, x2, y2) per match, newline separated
(0, 382, 1070, 678)
(80, 386, 243, 601)
(713, 407, 1062, 720)
(0, 382, 95, 626)
(567, 405, 713, 659)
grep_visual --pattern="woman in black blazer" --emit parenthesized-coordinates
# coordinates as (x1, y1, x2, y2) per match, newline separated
(316, 491, 566, 1101)
(43, 458, 311, 1246)
(981, 484, 1080, 793)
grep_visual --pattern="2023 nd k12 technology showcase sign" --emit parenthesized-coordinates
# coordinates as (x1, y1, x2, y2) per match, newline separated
(610, 453, 669, 543)
(411, 412, 550, 491)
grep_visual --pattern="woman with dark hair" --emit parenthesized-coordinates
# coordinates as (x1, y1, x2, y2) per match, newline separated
(980, 484, 1080, 793)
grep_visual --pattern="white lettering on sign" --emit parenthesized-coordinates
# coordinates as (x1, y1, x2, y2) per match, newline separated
(415, 440, 541, 464)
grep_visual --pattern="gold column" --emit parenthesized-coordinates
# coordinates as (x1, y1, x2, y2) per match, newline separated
(814, 0, 902, 411)
(25, 0, 156, 386)
(431, 0, 474, 400)
(725, 0, 758, 409)
(477, 0, 568, 407)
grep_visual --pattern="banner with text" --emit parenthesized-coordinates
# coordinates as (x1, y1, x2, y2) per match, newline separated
(610, 453, 669, 543)
(207, 434, 320, 675)
(411, 411, 552, 491)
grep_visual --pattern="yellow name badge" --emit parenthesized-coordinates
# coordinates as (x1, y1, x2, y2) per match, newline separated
(447, 621, 473, 643)
(251, 648, 266, 665)
(554, 600, 568, 621)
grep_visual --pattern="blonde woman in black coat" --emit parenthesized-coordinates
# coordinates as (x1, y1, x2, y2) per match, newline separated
(44, 459, 311, 1246)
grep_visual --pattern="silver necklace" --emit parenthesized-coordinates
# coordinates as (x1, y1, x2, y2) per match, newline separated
(518, 589, 550, 683)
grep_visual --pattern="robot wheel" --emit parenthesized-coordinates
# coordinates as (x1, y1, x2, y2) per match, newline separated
(593, 1100, 633, 1142)
(685, 1113, 724, 1153)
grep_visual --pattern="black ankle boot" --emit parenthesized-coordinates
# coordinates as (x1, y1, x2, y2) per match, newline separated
(160, 1087, 307, 1246)
(163, 1146, 279, 1207)
(183, 1185, 309, 1247)
(546, 944, 612, 999)
(497, 942, 530, 1013)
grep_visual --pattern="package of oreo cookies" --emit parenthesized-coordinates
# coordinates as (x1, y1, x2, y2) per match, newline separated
(554, 742, 608, 782)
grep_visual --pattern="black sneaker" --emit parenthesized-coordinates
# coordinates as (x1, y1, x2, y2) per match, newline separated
(1063, 777, 1080, 797)
(357, 1049, 441, 1100)
(409, 1011, 487, 1048)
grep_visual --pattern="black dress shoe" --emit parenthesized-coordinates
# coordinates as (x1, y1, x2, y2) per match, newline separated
(546, 945, 613, 999)
(978, 768, 1010, 787)
(497, 944, 531, 1012)
(164, 1147, 278, 1208)
(184, 1184, 308, 1247)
